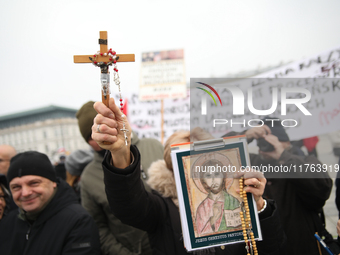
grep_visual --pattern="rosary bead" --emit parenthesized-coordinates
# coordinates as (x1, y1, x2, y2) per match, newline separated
(239, 176, 257, 254)
(89, 47, 129, 145)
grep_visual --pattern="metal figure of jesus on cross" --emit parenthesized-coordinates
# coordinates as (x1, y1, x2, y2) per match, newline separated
(74, 31, 134, 145)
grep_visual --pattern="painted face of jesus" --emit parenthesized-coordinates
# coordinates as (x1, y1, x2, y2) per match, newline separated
(200, 160, 225, 194)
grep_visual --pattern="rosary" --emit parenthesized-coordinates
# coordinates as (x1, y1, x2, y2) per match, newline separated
(89, 49, 129, 146)
(239, 177, 258, 255)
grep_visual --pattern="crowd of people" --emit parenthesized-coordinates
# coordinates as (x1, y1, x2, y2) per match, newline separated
(0, 98, 339, 255)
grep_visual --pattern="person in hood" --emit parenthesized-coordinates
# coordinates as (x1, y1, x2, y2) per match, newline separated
(0, 151, 101, 255)
(65, 149, 93, 202)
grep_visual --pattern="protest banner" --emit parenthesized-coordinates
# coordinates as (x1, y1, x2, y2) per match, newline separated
(118, 46, 340, 143)
(253, 45, 340, 139)
(191, 46, 340, 140)
(139, 49, 186, 101)
(113, 93, 190, 142)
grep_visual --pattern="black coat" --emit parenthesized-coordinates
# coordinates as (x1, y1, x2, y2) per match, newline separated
(250, 149, 333, 255)
(335, 157, 340, 218)
(103, 146, 287, 255)
(0, 178, 101, 255)
(0, 174, 10, 218)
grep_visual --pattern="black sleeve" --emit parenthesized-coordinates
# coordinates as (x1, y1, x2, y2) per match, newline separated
(279, 151, 332, 211)
(258, 199, 273, 220)
(256, 199, 287, 255)
(336, 168, 340, 217)
(62, 206, 102, 255)
(102, 145, 168, 233)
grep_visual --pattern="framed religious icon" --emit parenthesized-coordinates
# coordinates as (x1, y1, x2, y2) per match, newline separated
(171, 135, 262, 252)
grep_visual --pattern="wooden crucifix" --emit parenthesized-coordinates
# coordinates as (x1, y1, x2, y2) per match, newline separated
(74, 31, 135, 107)
(74, 31, 134, 145)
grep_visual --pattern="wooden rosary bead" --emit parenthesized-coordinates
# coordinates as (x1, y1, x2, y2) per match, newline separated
(239, 176, 257, 255)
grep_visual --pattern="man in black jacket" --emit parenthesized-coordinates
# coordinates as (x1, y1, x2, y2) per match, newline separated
(0, 151, 101, 255)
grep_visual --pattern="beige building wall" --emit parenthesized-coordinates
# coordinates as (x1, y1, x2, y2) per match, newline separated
(0, 117, 89, 162)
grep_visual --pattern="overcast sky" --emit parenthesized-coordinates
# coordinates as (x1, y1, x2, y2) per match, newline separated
(1, 0, 340, 116)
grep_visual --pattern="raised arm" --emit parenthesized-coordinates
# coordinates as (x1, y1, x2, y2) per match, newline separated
(91, 98, 168, 233)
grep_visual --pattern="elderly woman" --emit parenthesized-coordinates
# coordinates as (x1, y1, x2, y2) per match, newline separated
(91, 98, 286, 255)
(0, 174, 10, 220)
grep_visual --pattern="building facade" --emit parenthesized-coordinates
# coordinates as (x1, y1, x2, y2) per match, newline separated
(0, 105, 89, 162)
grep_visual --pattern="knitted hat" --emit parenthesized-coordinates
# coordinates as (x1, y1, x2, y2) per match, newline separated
(76, 101, 97, 143)
(7, 151, 57, 184)
(262, 117, 290, 142)
(65, 149, 93, 176)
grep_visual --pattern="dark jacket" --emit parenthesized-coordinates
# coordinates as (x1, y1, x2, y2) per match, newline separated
(0, 178, 101, 255)
(81, 151, 152, 255)
(335, 157, 340, 218)
(0, 174, 10, 219)
(250, 149, 333, 255)
(103, 145, 287, 255)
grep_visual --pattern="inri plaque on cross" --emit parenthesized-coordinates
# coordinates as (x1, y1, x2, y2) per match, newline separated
(73, 31, 135, 107)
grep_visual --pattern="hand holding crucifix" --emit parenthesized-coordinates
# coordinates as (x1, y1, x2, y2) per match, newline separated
(92, 98, 132, 169)
(74, 31, 134, 145)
